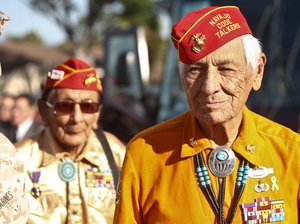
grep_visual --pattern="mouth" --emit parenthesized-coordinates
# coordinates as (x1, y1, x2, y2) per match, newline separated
(64, 126, 83, 135)
(202, 100, 226, 109)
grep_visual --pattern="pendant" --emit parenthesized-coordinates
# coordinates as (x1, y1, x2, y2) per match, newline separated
(31, 186, 41, 198)
(58, 159, 77, 182)
(208, 146, 236, 178)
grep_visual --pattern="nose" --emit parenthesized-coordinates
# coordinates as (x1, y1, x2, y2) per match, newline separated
(200, 68, 220, 95)
(71, 104, 84, 123)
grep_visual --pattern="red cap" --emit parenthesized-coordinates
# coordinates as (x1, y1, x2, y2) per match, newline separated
(43, 57, 103, 93)
(171, 6, 252, 64)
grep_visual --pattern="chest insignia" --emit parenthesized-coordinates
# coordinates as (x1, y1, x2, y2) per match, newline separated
(85, 167, 114, 189)
(248, 166, 274, 179)
(242, 197, 285, 223)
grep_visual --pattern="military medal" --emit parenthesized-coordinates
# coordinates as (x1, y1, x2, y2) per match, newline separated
(58, 159, 77, 182)
(254, 180, 270, 192)
(85, 167, 114, 189)
(30, 171, 41, 198)
(242, 197, 285, 222)
(208, 146, 236, 178)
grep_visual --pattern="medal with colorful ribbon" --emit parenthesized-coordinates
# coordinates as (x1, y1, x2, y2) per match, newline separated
(30, 171, 41, 198)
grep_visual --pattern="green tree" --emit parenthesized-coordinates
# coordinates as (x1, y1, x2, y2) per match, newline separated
(7, 32, 43, 44)
(28, 0, 77, 47)
(26, 0, 161, 59)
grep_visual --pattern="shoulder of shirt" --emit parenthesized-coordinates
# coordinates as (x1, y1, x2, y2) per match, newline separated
(0, 132, 17, 154)
(102, 130, 126, 151)
(0, 132, 13, 145)
(248, 109, 300, 143)
(128, 112, 189, 144)
(14, 132, 43, 168)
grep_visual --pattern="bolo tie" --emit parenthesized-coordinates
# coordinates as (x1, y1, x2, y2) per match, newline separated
(194, 145, 249, 224)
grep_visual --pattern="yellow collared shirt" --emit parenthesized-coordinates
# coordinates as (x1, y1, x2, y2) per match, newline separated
(114, 107, 300, 223)
(16, 129, 125, 224)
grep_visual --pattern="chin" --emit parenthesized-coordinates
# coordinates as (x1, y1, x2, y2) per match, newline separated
(59, 136, 86, 148)
(199, 112, 230, 125)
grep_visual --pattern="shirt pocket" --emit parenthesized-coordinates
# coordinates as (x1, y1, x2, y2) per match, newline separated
(87, 187, 116, 212)
(29, 189, 65, 217)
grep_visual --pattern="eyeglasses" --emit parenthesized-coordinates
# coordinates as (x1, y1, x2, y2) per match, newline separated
(45, 100, 100, 115)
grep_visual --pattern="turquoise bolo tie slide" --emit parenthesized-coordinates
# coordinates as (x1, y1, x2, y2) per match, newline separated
(58, 159, 77, 182)
(208, 146, 236, 178)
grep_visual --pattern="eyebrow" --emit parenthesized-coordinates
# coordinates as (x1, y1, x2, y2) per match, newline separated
(192, 59, 235, 67)
(216, 59, 234, 66)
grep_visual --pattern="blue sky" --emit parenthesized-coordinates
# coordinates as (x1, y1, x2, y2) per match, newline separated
(0, 0, 86, 46)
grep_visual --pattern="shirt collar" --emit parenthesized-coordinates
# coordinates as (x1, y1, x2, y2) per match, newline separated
(180, 107, 267, 167)
(40, 130, 103, 167)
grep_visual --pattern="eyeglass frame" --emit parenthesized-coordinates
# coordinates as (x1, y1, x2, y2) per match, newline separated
(45, 100, 101, 115)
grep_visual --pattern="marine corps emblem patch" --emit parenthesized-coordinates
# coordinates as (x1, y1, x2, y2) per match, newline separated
(189, 33, 206, 53)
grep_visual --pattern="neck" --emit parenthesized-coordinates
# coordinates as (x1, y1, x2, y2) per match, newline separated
(53, 141, 85, 160)
(199, 113, 243, 148)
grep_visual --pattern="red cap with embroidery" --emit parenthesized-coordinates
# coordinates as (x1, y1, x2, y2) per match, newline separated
(171, 6, 252, 64)
(43, 57, 103, 93)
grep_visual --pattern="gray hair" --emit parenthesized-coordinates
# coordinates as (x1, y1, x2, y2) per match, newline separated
(178, 34, 263, 77)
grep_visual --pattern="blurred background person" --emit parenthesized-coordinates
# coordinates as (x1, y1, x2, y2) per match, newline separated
(11, 93, 43, 143)
(0, 94, 14, 122)
(0, 94, 15, 140)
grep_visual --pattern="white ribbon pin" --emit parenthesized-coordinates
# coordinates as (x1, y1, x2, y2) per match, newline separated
(271, 176, 279, 191)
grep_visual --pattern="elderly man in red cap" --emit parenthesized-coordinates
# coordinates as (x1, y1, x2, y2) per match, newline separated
(16, 58, 125, 224)
(114, 5, 300, 224)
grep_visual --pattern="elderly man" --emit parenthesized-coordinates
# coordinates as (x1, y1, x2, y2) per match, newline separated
(0, 11, 29, 224)
(114, 6, 300, 224)
(16, 58, 125, 224)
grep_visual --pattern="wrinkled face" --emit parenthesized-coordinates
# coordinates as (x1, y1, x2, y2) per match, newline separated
(41, 88, 100, 148)
(181, 37, 264, 126)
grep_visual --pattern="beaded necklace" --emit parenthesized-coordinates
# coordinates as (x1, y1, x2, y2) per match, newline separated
(194, 151, 249, 224)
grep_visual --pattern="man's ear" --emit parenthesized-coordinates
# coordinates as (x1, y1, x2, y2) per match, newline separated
(253, 53, 267, 91)
(37, 99, 49, 127)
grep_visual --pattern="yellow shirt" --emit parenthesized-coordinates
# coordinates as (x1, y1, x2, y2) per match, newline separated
(16, 129, 125, 224)
(114, 107, 300, 223)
